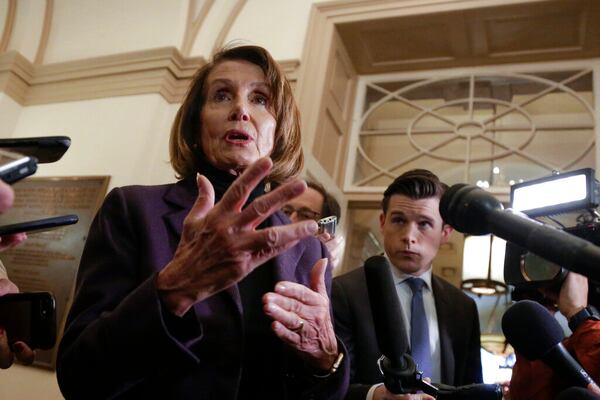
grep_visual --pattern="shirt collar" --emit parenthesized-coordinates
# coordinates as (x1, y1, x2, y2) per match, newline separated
(384, 252, 433, 290)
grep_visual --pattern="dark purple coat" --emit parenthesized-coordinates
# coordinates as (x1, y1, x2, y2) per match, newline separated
(56, 179, 349, 399)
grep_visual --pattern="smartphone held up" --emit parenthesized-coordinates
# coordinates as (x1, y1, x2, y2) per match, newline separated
(0, 292, 56, 350)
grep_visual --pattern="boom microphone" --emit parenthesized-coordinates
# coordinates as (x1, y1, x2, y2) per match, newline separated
(502, 300, 600, 394)
(439, 184, 600, 281)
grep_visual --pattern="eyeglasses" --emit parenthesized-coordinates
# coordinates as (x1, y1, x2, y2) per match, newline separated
(281, 205, 321, 221)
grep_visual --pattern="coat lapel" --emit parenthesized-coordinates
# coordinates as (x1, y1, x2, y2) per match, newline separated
(271, 211, 305, 284)
(432, 276, 456, 385)
(162, 178, 197, 239)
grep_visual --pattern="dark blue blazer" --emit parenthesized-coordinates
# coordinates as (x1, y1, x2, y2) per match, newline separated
(57, 179, 349, 399)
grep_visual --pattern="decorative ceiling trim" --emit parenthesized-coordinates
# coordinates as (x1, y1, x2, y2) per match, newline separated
(211, 0, 247, 56)
(181, 0, 215, 56)
(34, 0, 54, 65)
(0, 50, 33, 104)
(0, 0, 17, 53)
(0, 46, 299, 105)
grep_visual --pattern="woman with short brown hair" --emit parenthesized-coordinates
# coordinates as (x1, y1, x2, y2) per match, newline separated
(57, 45, 348, 399)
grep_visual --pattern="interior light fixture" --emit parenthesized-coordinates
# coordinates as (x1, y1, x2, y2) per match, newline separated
(462, 234, 508, 296)
(511, 168, 599, 218)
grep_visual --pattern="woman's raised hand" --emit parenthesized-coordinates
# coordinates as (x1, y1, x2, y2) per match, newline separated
(157, 157, 319, 316)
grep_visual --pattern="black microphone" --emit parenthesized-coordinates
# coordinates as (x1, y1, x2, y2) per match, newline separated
(364, 255, 418, 394)
(556, 387, 600, 400)
(439, 184, 600, 281)
(502, 300, 600, 394)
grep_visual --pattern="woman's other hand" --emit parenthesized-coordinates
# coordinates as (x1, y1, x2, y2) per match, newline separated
(157, 157, 318, 316)
(263, 258, 338, 371)
(0, 278, 34, 368)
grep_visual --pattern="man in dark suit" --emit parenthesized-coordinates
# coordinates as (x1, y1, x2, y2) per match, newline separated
(332, 169, 482, 400)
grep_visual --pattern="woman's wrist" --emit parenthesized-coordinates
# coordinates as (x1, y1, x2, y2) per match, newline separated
(311, 351, 344, 378)
(156, 268, 196, 317)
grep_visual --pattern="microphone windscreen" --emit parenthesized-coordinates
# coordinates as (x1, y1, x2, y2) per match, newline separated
(501, 300, 565, 361)
(556, 387, 600, 400)
(364, 255, 409, 362)
(438, 183, 501, 235)
(439, 183, 469, 227)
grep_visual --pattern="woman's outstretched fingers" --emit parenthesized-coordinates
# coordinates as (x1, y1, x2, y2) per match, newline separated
(185, 174, 215, 224)
(236, 178, 306, 229)
(218, 157, 273, 212)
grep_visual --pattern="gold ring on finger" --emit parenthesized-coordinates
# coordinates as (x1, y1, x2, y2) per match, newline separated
(291, 318, 304, 332)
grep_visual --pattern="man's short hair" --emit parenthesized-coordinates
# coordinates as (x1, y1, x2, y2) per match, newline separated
(307, 181, 341, 221)
(381, 169, 448, 214)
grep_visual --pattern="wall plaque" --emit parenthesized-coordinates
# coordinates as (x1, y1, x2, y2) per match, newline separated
(0, 176, 109, 368)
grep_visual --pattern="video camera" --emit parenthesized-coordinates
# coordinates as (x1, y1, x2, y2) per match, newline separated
(504, 168, 600, 305)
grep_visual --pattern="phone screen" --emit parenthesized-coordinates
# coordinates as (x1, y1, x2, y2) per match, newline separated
(0, 293, 56, 349)
(0, 299, 33, 343)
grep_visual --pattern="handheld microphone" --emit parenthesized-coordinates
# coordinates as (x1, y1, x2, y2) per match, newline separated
(364, 255, 418, 394)
(363, 256, 503, 399)
(502, 300, 600, 394)
(439, 184, 600, 281)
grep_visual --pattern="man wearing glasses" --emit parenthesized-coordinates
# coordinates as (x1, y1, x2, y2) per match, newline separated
(282, 181, 343, 270)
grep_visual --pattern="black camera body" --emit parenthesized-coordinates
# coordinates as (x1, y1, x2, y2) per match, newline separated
(504, 168, 600, 307)
(504, 217, 600, 307)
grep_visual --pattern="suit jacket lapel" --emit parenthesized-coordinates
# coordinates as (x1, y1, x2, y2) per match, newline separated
(432, 276, 456, 385)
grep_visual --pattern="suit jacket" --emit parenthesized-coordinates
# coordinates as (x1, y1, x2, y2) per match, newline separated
(332, 266, 482, 400)
(56, 179, 349, 400)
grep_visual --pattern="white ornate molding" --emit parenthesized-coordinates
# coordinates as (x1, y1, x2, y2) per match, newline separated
(0, 46, 300, 105)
